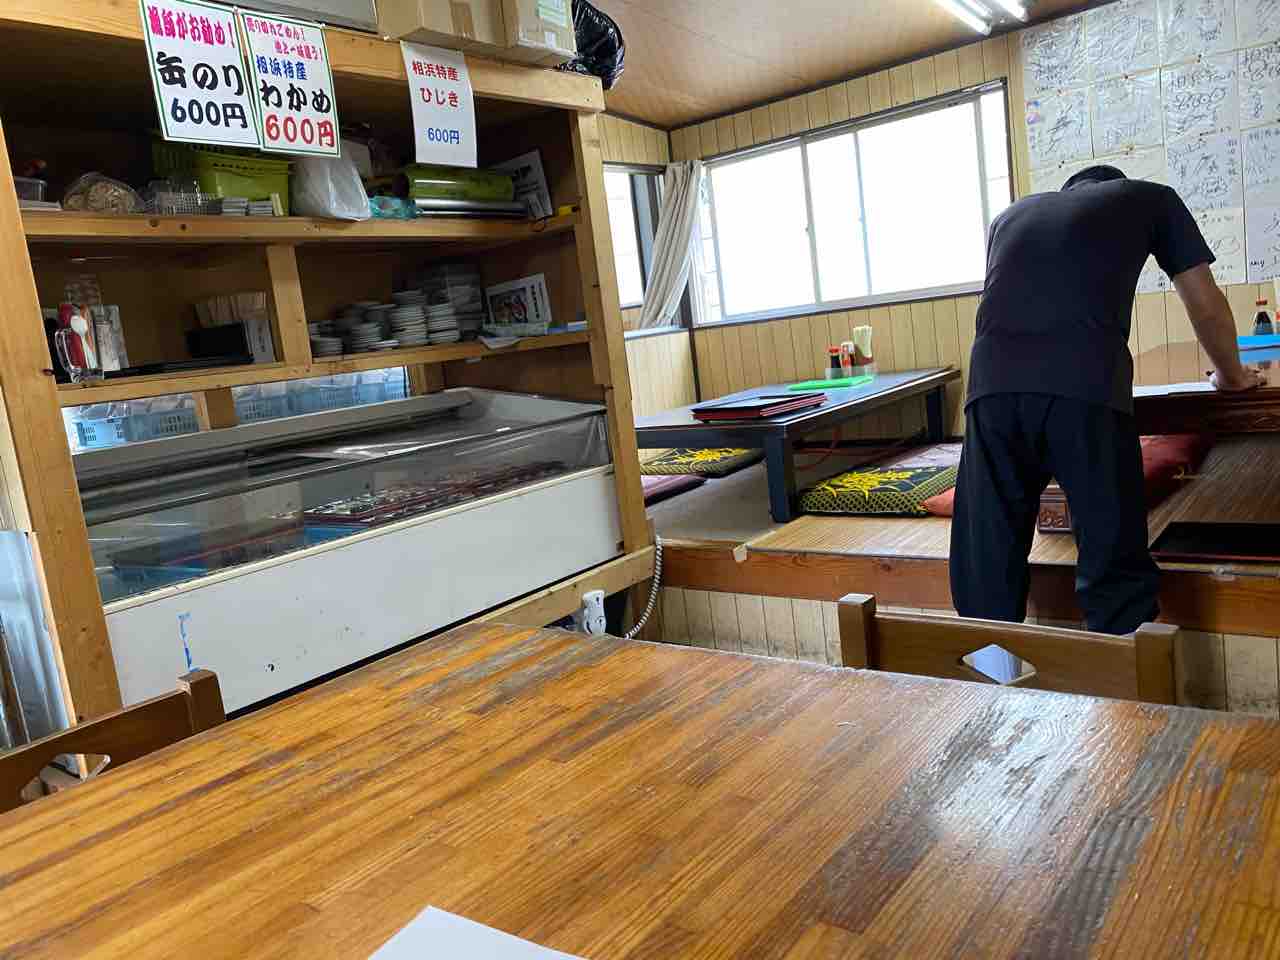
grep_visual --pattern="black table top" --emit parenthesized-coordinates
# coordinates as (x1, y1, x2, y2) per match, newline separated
(635, 367, 959, 445)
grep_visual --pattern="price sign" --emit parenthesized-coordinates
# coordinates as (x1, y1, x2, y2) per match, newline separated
(239, 11, 340, 156)
(139, 0, 262, 147)
(400, 42, 477, 168)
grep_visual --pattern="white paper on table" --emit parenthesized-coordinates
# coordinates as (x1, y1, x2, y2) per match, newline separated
(1165, 130, 1243, 210)
(1161, 53, 1239, 140)
(1090, 72, 1163, 155)
(1244, 123, 1280, 204)
(1246, 202, 1280, 281)
(371, 907, 586, 959)
(1158, 0, 1236, 64)
(1086, 0, 1159, 80)
(1194, 206, 1248, 283)
(1240, 42, 1280, 127)
(1026, 90, 1094, 169)
(1237, 0, 1280, 45)
(1020, 15, 1088, 95)
(399, 42, 477, 168)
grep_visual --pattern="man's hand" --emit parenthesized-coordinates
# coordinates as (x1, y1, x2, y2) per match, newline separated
(1210, 368, 1267, 392)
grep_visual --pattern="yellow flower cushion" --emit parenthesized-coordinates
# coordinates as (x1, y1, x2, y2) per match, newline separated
(640, 448, 764, 478)
(799, 465, 958, 516)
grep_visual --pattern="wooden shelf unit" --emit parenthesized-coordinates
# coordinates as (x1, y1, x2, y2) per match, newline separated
(0, 2, 650, 725)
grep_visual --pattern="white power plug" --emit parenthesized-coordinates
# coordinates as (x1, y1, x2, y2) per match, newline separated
(575, 589, 607, 635)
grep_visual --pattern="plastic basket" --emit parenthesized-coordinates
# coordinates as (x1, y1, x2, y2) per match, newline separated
(152, 141, 291, 215)
(290, 384, 358, 415)
(74, 419, 129, 450)
(127, 408, 200, 442)
(235, 395, 291, 424)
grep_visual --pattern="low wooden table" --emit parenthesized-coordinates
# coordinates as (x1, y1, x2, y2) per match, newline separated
(635, 367, 960, 521)
(3, 623, 1279, 958)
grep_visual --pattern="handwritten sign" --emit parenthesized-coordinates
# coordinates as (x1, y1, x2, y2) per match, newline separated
(1166, 131, 1243, 210)
(139, 0, 260, 147)
(239, 12, 339, 156)
(1091, 72, 1163, 154)
(1137, 256, 1173, 292)
(1241, 42, 1280, 127)
(1086, 0, 1158, 80)
(1026, 90, 1093, 169)
(1244, 124, 1280, 204)
(1158, 0, 1235, 64)
(1246, 203, 1280, 281)
(1162, 54, 1239, 140)
(400, 42, 477, 168)
(1238, 0, 1280, 45)
(1112, 145, 1169, 183)
(1021, 15, 1088, 95)
(1195, 207, 1247, 283)
(1030, 157, 1097, 194)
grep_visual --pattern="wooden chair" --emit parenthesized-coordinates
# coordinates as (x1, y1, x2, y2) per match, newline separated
(0, 670, 225, 813)
(837, 594, 1177, 705)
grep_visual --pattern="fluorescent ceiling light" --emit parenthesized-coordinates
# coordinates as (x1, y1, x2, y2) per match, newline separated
(934, 0, 992, 34)
(988, 0, 1028, 20)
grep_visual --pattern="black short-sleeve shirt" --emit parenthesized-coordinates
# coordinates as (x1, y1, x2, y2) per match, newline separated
(966, 179, 1214, 414)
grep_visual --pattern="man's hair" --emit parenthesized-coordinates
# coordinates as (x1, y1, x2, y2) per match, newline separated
(1062, 165, 1128, 190)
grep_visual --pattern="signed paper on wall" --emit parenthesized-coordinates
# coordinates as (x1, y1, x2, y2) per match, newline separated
(1027, 90, 1094, 169)
(1021, 15, 1088, 95)
(1091, 72, 1164, 154)
(1166, 131, 1243, 210)
(1157, 0, 1236, 64)
(1162, 53, 1239, 140)
(1194, 206, 1247, 282)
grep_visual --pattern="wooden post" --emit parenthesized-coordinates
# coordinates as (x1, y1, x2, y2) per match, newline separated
(265, 244, 313, 367)
(0, 119, 119, 720)
(1134, 622, 1178, 706)
(193, 388, 238, 430)
(837, 593, 876, 668)
(569, 110, 649, 554)
(407, 364, 445, 395)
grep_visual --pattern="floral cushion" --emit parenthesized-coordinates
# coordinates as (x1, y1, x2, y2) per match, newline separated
(799, 465, 959, 516)
(640, 448, 763, 477)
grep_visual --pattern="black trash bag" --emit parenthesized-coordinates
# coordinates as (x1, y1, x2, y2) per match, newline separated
(557, 0, 625, 91)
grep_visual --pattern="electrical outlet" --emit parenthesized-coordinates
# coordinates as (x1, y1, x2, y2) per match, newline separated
(574, 589, 607, 635)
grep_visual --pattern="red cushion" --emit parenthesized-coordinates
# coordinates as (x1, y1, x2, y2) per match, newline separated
(918, 434, 1213, 519)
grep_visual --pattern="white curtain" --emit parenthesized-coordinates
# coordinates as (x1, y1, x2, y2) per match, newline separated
(638, 160, 704, 329)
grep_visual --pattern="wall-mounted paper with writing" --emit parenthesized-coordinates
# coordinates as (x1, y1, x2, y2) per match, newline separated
(1157, 0, 1236, 64)
(1021, 15, 1088, 95)
(1112, 145, 1170, 182)
(1246, 203, 1280, 280)
(1244, 123, 1280, 204)
(1030, 156, 1098, 194)
(1194, 207, 1248, 282)
(1087, 0, 1159, 80)
(1237, 0, 1280, 45)
(1091, 72, 1163, 154)
(1027, 90, 1094, 169)
(1162, 54, 1240, 140)
(1167, 131, 1244, 209)
(1240, 42, 1280, 127)
(1138, 256, 1174, 292)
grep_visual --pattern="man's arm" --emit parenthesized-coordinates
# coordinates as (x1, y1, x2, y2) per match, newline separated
(1170, 263, 1265, 392)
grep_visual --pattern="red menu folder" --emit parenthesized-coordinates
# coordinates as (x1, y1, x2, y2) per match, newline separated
(691, 393, 826, 421)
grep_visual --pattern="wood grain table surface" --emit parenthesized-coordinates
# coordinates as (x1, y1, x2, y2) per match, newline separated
(3, 623, 1280, 958)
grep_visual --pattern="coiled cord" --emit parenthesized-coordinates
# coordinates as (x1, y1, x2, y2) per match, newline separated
(623, 535, 663, 640)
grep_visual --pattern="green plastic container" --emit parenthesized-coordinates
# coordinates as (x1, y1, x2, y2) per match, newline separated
(398, 164, 515, 203)
(152, 142, 292, 215)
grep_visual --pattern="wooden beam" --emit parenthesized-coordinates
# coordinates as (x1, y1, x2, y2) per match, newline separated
(193, 388, 238, 431)
(0, 119, 119, 721)
(479, 547, 656, 627)
(407, 364, 446, 396)
(570, 111, 649, 553)
(264, 245, 313, 368)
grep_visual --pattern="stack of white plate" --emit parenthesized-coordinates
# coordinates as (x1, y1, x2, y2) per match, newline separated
(311, 335, 344, 357)
(346, 322, 387, 353)
(425, 302, 462, 345)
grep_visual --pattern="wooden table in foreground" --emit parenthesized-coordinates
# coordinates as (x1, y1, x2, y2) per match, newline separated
(3, 623, 1280, 959)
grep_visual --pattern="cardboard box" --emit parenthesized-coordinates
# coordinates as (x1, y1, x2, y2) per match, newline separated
(501, 0, 577, 65)
(378, 0, 506, 54)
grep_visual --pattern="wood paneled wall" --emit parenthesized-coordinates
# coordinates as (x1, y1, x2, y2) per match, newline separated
(625, 330, 696, 419)
(669, 31, 1279, 427)
(641, 587, 1278, 716)
(599, 115, 670, 167)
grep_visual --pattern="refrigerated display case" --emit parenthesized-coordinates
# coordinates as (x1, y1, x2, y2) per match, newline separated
(76, 389, 622, 711)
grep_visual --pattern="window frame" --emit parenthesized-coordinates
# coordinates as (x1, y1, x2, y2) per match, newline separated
(697, 80, 1013, 327)
(604, 162, 665, 311)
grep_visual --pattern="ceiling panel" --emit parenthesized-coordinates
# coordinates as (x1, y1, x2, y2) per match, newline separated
(595, 0, 1103, 128)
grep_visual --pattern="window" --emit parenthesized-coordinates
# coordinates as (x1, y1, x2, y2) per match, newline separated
(604, 166, 663, 309)
(696, 84, 1012, 325)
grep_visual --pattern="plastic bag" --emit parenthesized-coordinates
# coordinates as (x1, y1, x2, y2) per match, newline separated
(62, 173, 144, 214)
(557, 0, 625, 91)
(291, 154, 370, 221)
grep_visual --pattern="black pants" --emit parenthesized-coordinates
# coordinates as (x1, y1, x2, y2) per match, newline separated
(950, 394, 1159, 635)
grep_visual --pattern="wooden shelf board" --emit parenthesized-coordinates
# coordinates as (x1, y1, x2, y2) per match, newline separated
(55, 332, 589, 406)
(24, 212, 578, 247)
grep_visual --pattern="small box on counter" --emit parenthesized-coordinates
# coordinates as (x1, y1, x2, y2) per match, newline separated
(377, 0, 506, 53)
(501, 0, 576, 64)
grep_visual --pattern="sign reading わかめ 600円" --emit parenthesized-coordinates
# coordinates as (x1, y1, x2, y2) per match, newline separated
(239, 11, 340, 156)
(140, 0, 262, 147)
